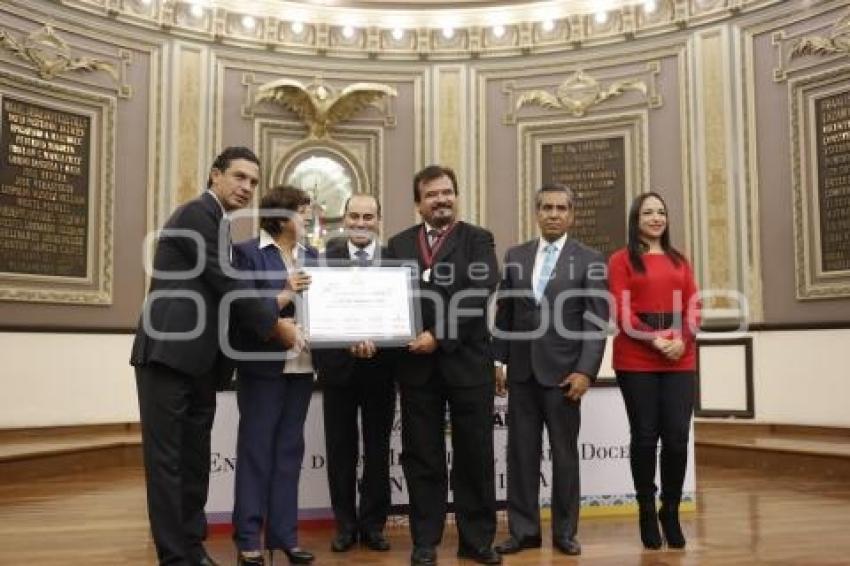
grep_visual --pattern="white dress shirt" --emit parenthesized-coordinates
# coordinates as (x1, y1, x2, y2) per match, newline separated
(531, 233, 568, 288)
(347, 239, 377, 261)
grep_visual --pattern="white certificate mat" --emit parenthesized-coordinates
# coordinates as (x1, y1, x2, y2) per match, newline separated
(301, 265, 418, 347)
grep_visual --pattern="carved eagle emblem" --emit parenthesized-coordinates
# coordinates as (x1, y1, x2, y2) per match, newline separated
(516, 70, 647, 117)
(255, 78, 397, 138)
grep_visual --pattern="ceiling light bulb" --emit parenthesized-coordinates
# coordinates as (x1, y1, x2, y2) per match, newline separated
(541, 19, 555, 32)
(342, 25, 355, 39)
(291, 21, 304, 34)
(594, 11, 609, 25)
(242, 15, 256, 30)
(644, 0, 658, 13)
(392, 27, 404, 41)
(190, 3, 203, 18)
(492, 25, 505, 38)
(442, 26, 455, 39)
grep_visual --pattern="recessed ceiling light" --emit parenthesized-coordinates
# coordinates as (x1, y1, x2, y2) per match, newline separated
(189, 2, 203, 18)
(392, 27, 405, 41)
(241, 15, 256, 30)
(644, 0, 658, 13)
(342, 25, 355, 39)
(492, 25, 506, 38)
(594, 11, 609, 25)
(442, 26, 455, 39)
(541, 19, 555, 32)
(291, 21, 304, 35)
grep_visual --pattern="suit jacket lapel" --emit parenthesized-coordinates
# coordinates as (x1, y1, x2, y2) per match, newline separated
(431, 221, 461, 264)
(543, 238, 579, 296)
(260, 244, 286, 288)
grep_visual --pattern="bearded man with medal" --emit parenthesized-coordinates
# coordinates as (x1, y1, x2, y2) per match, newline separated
(385, 165, 502, 566)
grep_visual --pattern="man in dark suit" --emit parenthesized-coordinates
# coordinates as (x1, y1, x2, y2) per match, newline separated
(492, 184, 609, 557)
(313, 194, 396, 553)
(386, 165, 501, 566)
(130, 147, 301, 566)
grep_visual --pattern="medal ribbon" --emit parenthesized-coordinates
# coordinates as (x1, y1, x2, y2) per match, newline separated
(417, 222, 457, 269)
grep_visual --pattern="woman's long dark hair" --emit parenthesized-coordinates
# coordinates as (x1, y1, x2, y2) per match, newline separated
(627, 191, 685, 273)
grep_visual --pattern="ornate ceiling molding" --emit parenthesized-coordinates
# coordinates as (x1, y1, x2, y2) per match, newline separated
(53, 0, 784, 60)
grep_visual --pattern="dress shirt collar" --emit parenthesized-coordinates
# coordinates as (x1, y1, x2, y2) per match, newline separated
(258, 229, 304, 255)
(538, 233, 568, 254)
(205, 189, 228, 218)
(347, 239, 376, 260)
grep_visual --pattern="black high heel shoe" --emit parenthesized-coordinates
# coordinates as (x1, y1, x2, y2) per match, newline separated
(638, 501, 662, 550)
(659, 502, 686, 549)
(236, 551, 265, 565)
(282, 547, 314, 564)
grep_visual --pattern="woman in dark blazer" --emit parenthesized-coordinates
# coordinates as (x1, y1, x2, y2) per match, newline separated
(232, 185, 317, 565)
(608, 192, 700, 551)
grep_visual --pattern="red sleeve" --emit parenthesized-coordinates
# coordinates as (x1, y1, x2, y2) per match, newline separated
(608, 250, 654, 339)
(679, 259, 701, 342)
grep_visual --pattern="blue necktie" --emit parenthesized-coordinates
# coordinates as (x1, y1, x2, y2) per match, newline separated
(534, 244, 557, 302)
(354, 249, 369, 265)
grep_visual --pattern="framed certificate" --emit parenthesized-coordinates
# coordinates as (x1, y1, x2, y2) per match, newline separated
(300, 262, 420, 347)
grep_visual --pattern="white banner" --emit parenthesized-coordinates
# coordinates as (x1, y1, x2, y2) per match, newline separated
(207, 386, 695, 523)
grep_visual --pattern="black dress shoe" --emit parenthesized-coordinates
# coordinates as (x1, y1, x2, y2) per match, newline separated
(360, 530, 391, 551)
(236, 552, 265, 566)
(282, 547, 315, 564)
(331, 531, 357, 552)
(493, 536, 542, 555)
(411, 545, 437, 565)
(191, 547, 220, 566)
(553, 537, 582, 556)
(457, 546, 502, 564)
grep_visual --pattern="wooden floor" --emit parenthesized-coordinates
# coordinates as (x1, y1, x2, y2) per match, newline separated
(0, 463, 849, 565)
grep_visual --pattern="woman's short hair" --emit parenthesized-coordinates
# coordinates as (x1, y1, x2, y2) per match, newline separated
(259, 185, 311, 237)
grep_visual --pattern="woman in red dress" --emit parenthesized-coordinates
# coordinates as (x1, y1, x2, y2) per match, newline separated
(608, 192, 700, 550)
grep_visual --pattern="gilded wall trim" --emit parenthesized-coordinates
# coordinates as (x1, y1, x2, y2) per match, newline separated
(790, 9, 850, 58)
(689, 26, 752, 323)
(0, 70, 116, 305)
(505, 64, 661, 124)
(0, 24, 117, 81)
(517, 113, 649, 242)
(789, 66, 850, 299)
(770, 3, 850, 82)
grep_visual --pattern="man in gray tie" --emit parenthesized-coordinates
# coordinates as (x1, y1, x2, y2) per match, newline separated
(312, 194, 396, 553)
(492, 184, 609, 557)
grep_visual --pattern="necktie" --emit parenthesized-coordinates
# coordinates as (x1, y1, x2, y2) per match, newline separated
(354, 249, 369, 265)
(534, 244, 557, 302)
(427, 228, 441, 248)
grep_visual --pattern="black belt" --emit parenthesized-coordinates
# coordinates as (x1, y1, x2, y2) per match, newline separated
(636, 312, 679, 331)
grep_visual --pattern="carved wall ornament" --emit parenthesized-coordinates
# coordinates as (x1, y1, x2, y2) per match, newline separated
(254, 76, 397, 139)
(790, 11, 850, 58)
(0, 24, 118, 81)
(515, 70, 648, 117)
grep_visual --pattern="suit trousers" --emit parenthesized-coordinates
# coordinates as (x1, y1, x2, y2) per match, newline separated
(506, 378, 581, 542)
(615, 371, 694, 504)
(323, 373, 395, 535)
(399, 374, 497, 551)
(135, 363, 217, 566)
(232, 373, 314, 551)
